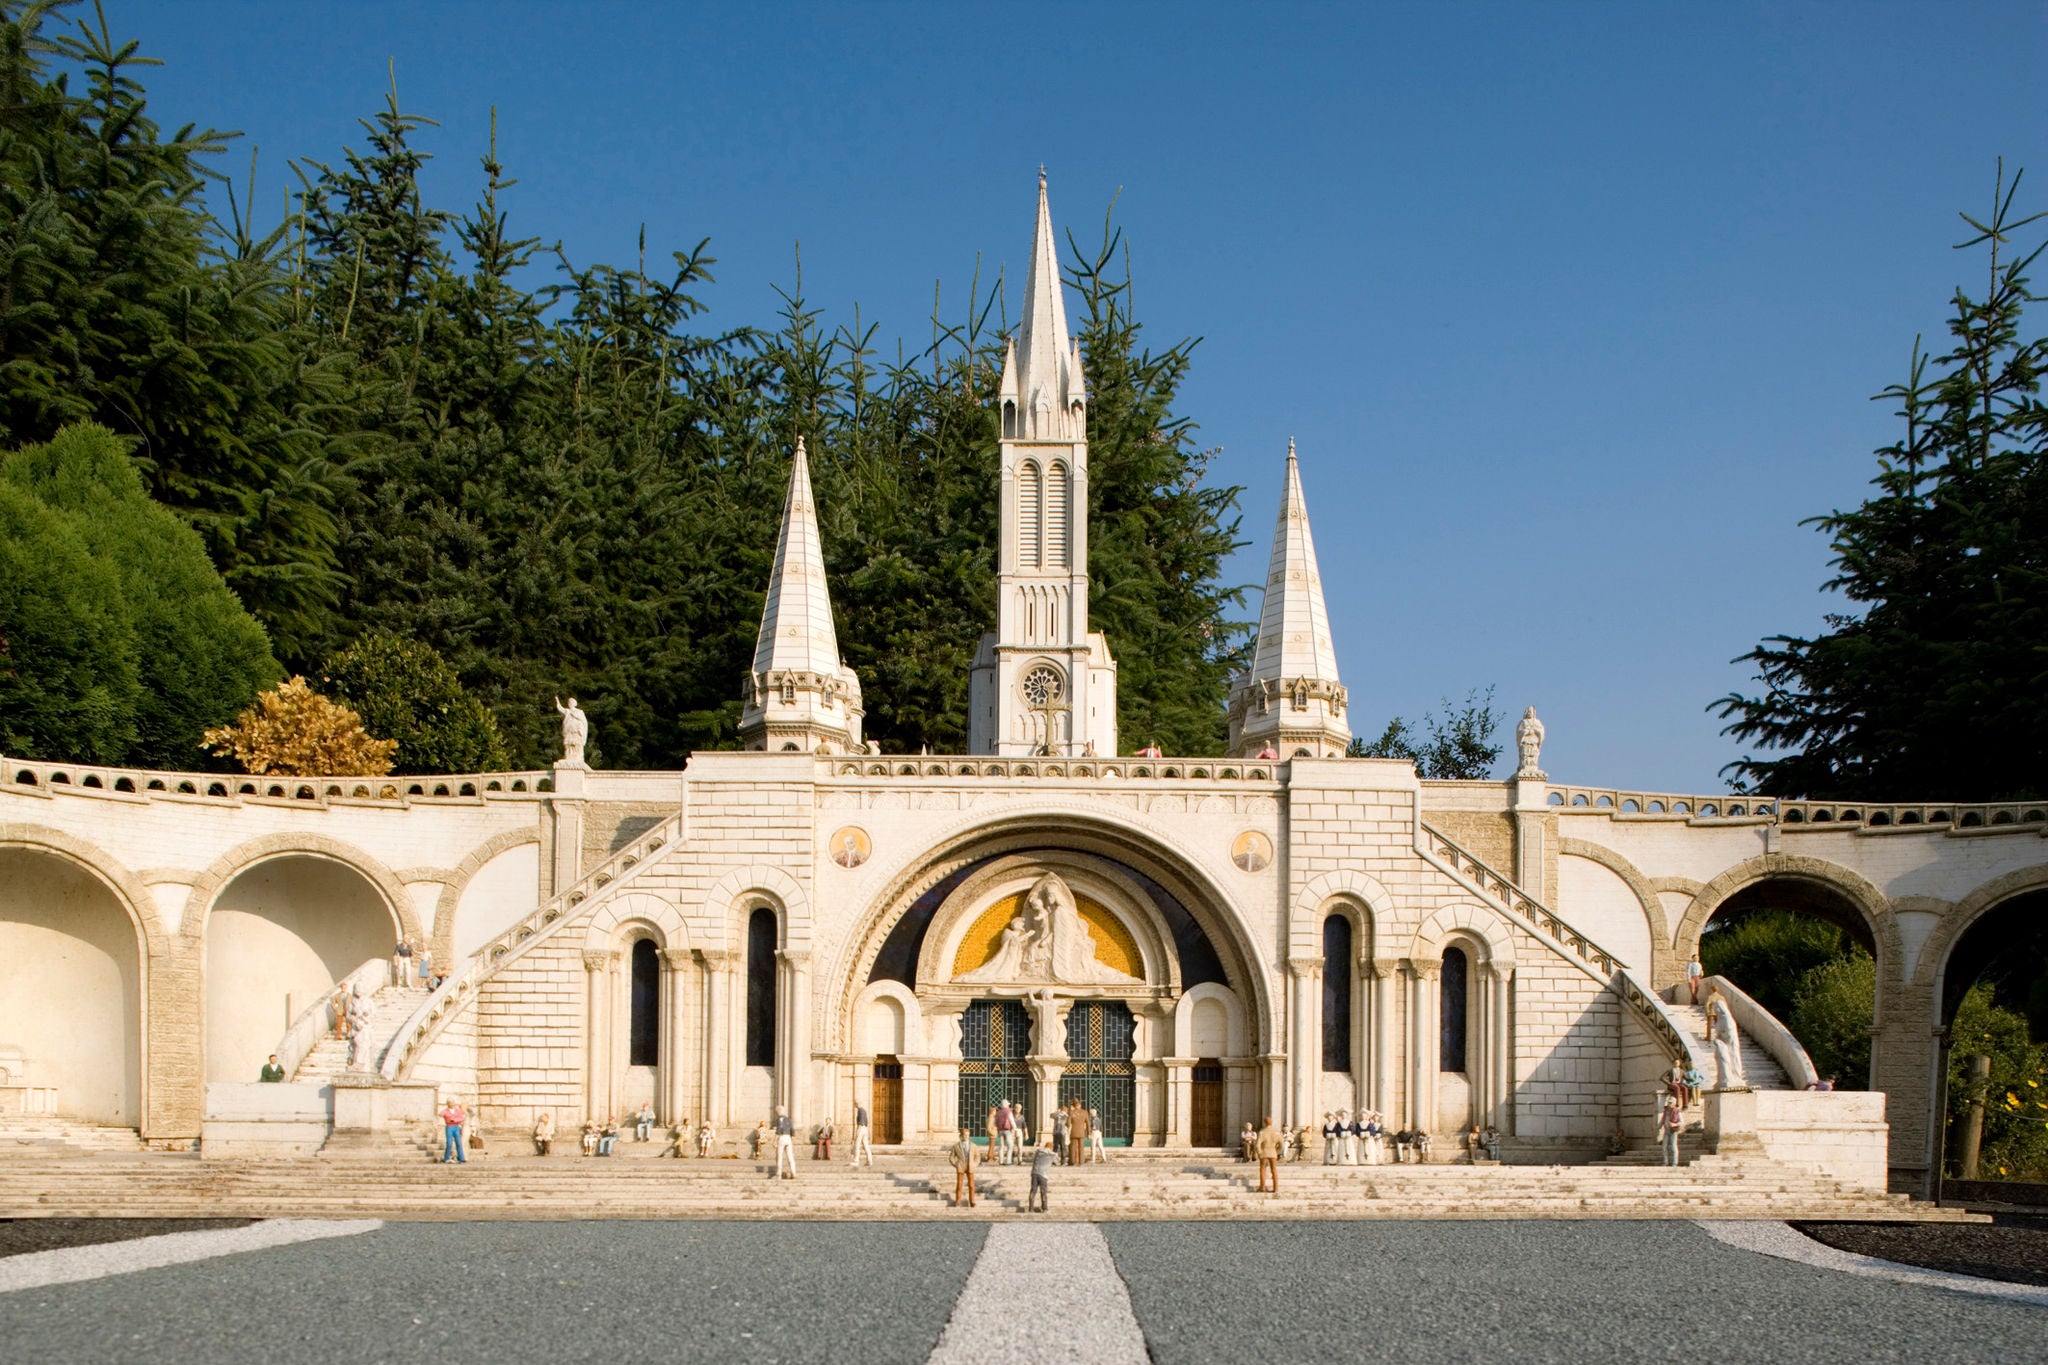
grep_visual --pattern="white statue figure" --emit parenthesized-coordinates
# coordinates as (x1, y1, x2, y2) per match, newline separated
(555, 696, 589, 766)
(956, 873, 1131, 985)
(1706, 990, 1747, 1090)
(1028, 987, 1067, 1062)
(1515, 705, 1546, 779)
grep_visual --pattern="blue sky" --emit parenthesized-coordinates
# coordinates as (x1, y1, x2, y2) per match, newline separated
(126, 2, 2046, 790)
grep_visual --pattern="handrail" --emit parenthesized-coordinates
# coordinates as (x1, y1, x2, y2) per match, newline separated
(379, 809, 688, 1081)
(1417, 822, 1702, 1068)
(1618, 969, 1713, 1077)
(1698, 973, 1821, 1089)
(279, 957, 387, 1080)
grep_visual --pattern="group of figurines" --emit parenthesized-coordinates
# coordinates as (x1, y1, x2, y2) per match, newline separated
(980, 1097, 1107, 1165)
(523, 1104, 879, 1169)
(1239, 1113, 1489, 1166)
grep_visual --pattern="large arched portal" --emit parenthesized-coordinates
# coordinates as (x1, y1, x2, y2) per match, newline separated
(0, 849, 143, 1125)
(831, 819, 1271, 1148)
(204, 856, 397, 1083)
(1693, 874, 1881, 1090)
(1934, 887, 2048, 1186)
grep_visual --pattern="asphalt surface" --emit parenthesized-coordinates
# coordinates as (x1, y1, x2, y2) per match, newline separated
(2, 1220, 2045, 1365)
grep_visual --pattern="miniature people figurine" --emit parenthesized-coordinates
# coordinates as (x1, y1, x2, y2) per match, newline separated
(259, 1054, 285, 1083)
(1028, 1138, 1054, 1212)
(417, 947, 433, 987)
(534, 1112, 554, 1156)
(1658, 1095, 1685, 1166)
(598, 1115, 619, 1156)
(850, 1100, 873, 1168)
(1686, 952, 1705, 1004)
(697, 1119, 716, 1158)
(1292, 1120, 1312, 1163)
(1239, 1121, 1256, 1163)
(1479, 1124, 1501, 1161)
(948, 1127, 979, 1208)
(1608, 1121, 1628, 1157)
(1515, 706, 1545, 778)
(393, 936, 412, 986)
(993, 1099, 1015, 1165)
(1087, 1109, 1107, 1163)
(1321, 1112, 1339, 1165)
(635, 1101, 655, 1142)
(1053, 1106, 1071, 1166)
(815, 1115, 835, 1162)
(554, 696, 589, 766)
(1683, 1062, 1706, 1103)
(1706, 990, 1747, 1090)
(1254, 743, 1279, 760)
(773, 1106, 796, 1178)
(438, 1098, 467, 1164)
(1254, 1115, 1284, 1193)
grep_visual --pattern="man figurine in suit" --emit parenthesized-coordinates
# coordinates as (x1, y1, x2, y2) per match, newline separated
(1254, 1115, 1285, 1194)
(948, 1128, 978, 1207)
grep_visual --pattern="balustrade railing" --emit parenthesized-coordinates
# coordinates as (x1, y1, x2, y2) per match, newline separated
(276, 957, 389, 1081)
(2, 754, 553, 804)
(821, 756, 1278, 783)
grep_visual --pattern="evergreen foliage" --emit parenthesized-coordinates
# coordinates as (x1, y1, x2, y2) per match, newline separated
(322, 631, 508, 775)
(0, 3, 1249, 768)
(0, 421, 277, 765)
(1346, 687, 1504, 779)
(1716, 165, 2048, 799)
(202, 675, 395, 776)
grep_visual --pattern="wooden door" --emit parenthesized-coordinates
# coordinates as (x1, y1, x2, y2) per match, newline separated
(872, 1058, 903, 1145)
(1191, 1060, 1224, 1147)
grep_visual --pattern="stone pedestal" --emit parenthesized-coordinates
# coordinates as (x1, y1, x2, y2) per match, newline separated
(1703, 1087, 1763, 1156)
(320, 1074, 441, 1157)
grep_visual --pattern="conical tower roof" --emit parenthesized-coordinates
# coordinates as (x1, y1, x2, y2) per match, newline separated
(751, 437, 845, 678)
(1010, 169, 1081, 440)
(1248, 439, 1340, 687)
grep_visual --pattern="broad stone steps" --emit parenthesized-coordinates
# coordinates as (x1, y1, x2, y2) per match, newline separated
(293, 983, 432, 1082)
(1665, 1002, 1790, 1089)
(0, 1115, 147, 1155)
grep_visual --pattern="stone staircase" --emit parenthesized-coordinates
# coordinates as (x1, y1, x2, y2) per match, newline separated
(293, 983, 432, 1082)
(0, 1114, 146, 1157)
(0, 1151, 1981, 1222)
(1663, 1000, 1791, 1090)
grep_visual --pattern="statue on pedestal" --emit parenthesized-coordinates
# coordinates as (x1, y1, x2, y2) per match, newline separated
(555, 696, 589, 767)
(1706, 990, 1747, 1090)
(1515, 706, 1546, 780)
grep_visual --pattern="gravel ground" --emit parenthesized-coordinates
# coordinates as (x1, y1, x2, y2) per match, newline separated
(0, 1219, 254, 1259)
(1794, 1217, 2048, 1288)
(1104, 1220, 2048, 1364)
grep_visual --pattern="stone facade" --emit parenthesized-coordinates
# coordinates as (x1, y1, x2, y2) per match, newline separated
(4, 178, 2045, 1196)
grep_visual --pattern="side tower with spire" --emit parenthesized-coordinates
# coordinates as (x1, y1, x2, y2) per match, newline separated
(739, 437, 865, 754)
(1227, 440, 1350, 758)
(969, 172, 1119, 756)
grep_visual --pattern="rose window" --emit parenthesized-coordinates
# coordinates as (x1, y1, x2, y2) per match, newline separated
(1022, 665, 1065, 706)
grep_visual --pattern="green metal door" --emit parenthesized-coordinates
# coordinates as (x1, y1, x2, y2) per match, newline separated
(959, 999, 1033, 1143)
(1058, 1001, 1135, 1144)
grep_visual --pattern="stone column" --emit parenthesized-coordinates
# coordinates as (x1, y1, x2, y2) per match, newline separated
(582, 950, 616, 1123)
(1370, 958, 1400, 1117)
(1408, 959, 1440, 1132)
(924, 1002, 966, 1143)
(548, 762, 589, 899)
(1488, 966, 1513, 1133)
(777, 949, 811, 1123)
(1287, 956, 1321, 1129)
(1508, 774, 1549, 904)
(696, 949, 730, 1127)
(661, 948, 692, 1126)
(1134, 1001, 1172, 1146)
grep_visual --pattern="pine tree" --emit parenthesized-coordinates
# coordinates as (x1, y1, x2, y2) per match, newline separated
(1715, 164, 2048, 799)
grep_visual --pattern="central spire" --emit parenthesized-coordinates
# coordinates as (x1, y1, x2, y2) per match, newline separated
(1000, 170, 1082, 442)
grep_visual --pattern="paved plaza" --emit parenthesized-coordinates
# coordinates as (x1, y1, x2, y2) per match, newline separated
(2, 1218, 2044, 1365)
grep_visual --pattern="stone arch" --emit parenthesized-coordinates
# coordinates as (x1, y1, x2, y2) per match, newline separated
(1556, 838, 1662, 975)
(703, 864, 810, 954)
(1410, 902, 1518, 969)
(187, 833, 420, 946)
(1291, 869, 1392, 959)
(1173, 980, 1249, 1056)
(581, 890, 691, 956)
(912, 851, 1180, 994)
(0, 826, 156, 1127)
(1916, 863, 2048, 997)
(1675, 854, 1898, 984)
(850, 979, 921, 1056)
(823, 806, 1275, 1058)
(434, 828, 542, 963)
(195, 837, 412, 1084)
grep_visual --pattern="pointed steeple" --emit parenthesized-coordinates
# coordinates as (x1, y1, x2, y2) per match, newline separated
(1227, 439, 1349, 759)
(1012, 168, 1082, 441)
(739, 437, 864, 754)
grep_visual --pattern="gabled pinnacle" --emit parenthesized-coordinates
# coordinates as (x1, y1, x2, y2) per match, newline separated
(751, 436, 845, 678)
(1247, 438, 1340, 687)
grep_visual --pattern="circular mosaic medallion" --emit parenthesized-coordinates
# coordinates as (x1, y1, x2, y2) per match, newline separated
(1231, 830, 1273, 873)
(829, 826, 871, 869)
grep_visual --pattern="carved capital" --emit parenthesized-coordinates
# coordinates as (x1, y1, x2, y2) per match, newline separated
(695, 948, 733, 967)
(777, 948, 812, 968)
(661, 948, 693, 972)
(1368, 957, 1405, 980)
(1407, 957, 1442, 981)
(1285, 955, 1323, 979)
(581, 950, 617, 973)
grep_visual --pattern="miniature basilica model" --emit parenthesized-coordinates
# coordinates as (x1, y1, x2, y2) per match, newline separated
(6, 176, 2046, 1198)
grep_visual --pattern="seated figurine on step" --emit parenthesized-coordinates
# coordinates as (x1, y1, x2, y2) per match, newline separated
(581, 1119, 599, 1156)
(534, 1113, 554, 1156)
(635, 1102, 655, 1142)
(1364, 1112, 1386, 1165)
(597, 1116, 619, 1156)
(697, 1120, 716, 1158)
(1682, 1064, 1705, 1104)
(1238, 1121, 1256, 1162)
(1479, 1125, 1500, 1161)
(1293, 1122, 1313, 1162)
